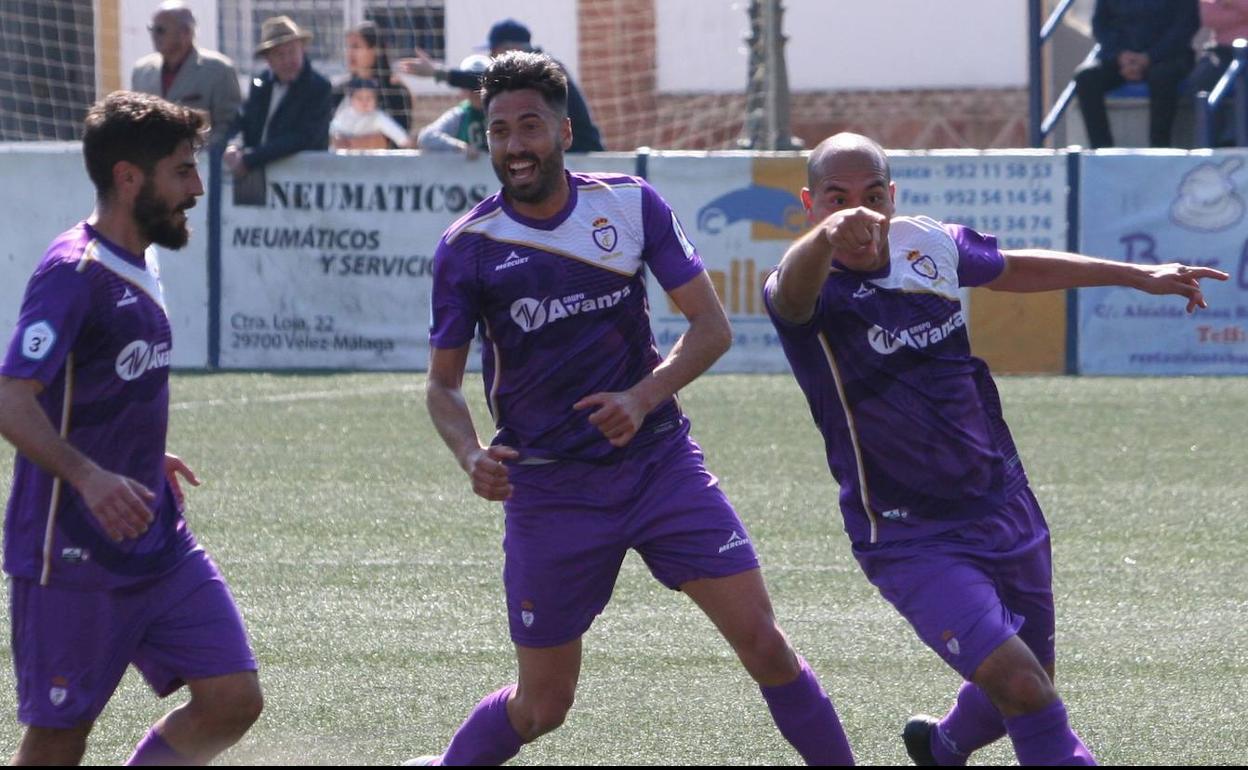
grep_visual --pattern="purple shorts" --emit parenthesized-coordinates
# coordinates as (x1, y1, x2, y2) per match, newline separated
(852, 486, 1055, 680)
(502, 435, 760, 647)
(10, 549, 258, 728)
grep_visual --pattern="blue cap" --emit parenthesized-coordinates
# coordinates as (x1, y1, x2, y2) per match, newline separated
(487, 19, 531, 51)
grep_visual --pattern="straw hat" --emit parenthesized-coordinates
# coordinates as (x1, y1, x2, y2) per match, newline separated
(255, 15, 312, 57)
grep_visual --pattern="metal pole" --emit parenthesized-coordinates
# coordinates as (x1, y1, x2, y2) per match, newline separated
(1029, 0, 1044, 147)
(1234, 40, 1248, 146)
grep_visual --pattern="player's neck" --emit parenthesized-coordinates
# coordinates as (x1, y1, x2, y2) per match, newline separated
(507, 172, 571, 221)
(88, 205, 150, 257)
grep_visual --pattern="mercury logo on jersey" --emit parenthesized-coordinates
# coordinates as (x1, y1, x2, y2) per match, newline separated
(509, 286, 632, 332)
(494, 251, 530, 272)
(867, 311, 966, 356)
(115, 339, 171, 381)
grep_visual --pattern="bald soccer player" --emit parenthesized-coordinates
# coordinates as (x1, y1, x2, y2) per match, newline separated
(764, 132, 1227, 766)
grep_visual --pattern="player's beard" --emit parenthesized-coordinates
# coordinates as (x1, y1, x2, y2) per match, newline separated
(133, 179, 195, 250)
(494, 146, 565, 207)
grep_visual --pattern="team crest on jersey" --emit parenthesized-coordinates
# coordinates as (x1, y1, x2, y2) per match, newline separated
(49, 675, 69, 707)
(907, 249, 939, 280)
(591, 217, 618, 253)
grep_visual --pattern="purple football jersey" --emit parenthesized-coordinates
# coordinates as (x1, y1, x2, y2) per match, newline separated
(765, 215, 1027, 545)
(431, 172, 705, 462)
(2, 223, 197, 588)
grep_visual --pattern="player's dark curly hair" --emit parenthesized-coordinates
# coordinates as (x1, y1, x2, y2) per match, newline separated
(83, 91, 206, 197)
(481, 51, 568, 115)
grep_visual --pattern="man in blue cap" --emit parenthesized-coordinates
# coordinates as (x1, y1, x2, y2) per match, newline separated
(397, 18, 604, 152)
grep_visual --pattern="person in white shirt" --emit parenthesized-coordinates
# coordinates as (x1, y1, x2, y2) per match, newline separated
(330, 77, 411, 150)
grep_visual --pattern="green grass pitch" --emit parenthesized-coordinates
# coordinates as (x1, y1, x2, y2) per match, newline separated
(0, 373, 1243, 764)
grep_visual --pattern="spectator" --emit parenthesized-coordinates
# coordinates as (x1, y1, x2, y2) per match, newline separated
(415, 54, 489, 158)
(1192, 0, 1248, 144)
(397, 18, 605, 152)
(223, 15, 332, 177)
(331, 77, 412, 149)
(331, 21, 411, 145)
(1074, 0, 1200, 148)
(130, 1, 241, 146)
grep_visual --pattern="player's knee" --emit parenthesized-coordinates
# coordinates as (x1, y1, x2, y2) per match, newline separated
(14, 725, 90, 766)
(734, 621, 799, 683)
(513, 689, 574, 741)
(191, 676, 264, 735)
(986, 667, 1058, 716)
(230, 682, 264, 731)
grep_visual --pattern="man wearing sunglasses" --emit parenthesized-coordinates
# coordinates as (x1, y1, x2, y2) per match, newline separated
(131, 1, 241, 147)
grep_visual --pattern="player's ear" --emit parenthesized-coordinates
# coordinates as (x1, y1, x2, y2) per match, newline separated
(561, 116, 572, 151)
(800, 188, 814, 219)
(888, 181, 897, 205)
(112, 160, 144, 198)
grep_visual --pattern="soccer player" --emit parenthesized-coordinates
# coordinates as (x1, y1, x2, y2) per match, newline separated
(764, 132, 1229, 766)
(0, 92, 262, 765)
(419, 52, 854, 766)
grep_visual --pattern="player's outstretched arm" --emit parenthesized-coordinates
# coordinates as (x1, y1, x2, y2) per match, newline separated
(0, 376, 154, 540)
(425, 344, 517, 501)
(770, 207, 885, 324)
(989, 250, 1230, 313)
(575, 271, 731, 448)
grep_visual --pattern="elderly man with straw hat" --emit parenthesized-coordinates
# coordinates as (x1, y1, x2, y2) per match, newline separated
(224, 15, 331, 177)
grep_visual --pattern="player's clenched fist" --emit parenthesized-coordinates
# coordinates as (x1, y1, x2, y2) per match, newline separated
(464, 445, 519, 501)
(816, 206, 888, 271)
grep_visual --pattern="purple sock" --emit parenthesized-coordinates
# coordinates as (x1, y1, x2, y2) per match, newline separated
(1004, 699, 1096, 766)
(759, 657, 855, 766)
(125, 728, 195, 766)
(931, 681, 1007, 765)
(440, 685, 524, 766)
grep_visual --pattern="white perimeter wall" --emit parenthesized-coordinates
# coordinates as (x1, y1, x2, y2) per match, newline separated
(657, 0, 1028, 92)
(0, 144, 210, 368)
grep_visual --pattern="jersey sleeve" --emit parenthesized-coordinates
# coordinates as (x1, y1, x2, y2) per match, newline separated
(946, 224, 1006, 288)
(639, 180, 705, 292)
(1, 260, 92, 385)
(428, 236, 480, 349)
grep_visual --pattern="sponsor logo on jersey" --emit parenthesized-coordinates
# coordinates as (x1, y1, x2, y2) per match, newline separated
(60, 547, 89, 563)
(20, 321, 55, 361)
(852, 282, 877, 300)
(907, 249, 939, 280)
(718, 530, 751, 554)
(116, 287, 138, 307)
(509, 286, 632, 332)
(494, 251, 530, 272)
(866, 311, 965, 356)
(880, 507, 909, 520)
(114, 339, 171, 381)
(591, 216, 618, 253)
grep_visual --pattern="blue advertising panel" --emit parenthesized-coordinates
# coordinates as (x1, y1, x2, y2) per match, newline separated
(1077, 151, 1248, 374)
